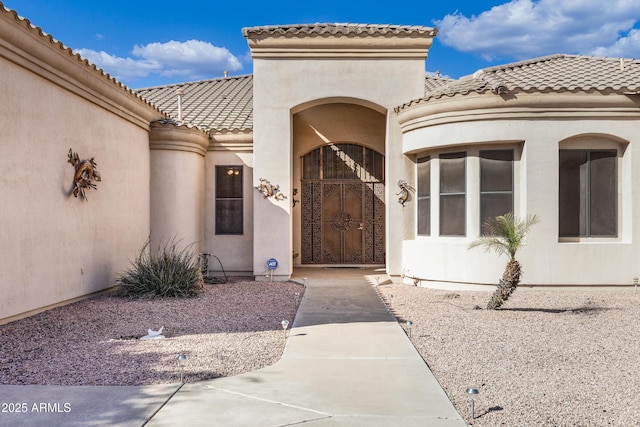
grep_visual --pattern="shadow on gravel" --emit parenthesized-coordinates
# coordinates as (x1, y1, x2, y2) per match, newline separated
(477, 405, 504, 418)
(500, 306, 613, 314)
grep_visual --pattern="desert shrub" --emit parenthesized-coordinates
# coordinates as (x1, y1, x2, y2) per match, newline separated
(114, 239, 204, 298)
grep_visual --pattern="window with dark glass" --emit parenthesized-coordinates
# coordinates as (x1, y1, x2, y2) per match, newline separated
(480, 150, 514, 233)
(417, 157, 431, 235)
(216, 166, 243, 235)
(440, 152, 466, 236)
(559, 150, 616, 237)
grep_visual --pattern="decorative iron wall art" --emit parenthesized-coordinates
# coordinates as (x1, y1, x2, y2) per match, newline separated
(68, 148, 101, 201)
(396, 179, 415, 207)
(256, 178, 287, 201)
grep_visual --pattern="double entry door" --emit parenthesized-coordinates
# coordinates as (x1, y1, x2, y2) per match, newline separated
(301, 180, 384, 264)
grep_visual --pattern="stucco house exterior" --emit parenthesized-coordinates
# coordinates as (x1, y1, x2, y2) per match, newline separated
(1, 2, 639, 323)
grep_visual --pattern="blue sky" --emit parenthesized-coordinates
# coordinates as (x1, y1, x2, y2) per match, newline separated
(4, 0, 640, 89)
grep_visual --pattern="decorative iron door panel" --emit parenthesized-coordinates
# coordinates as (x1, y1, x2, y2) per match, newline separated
(302, 181, 384, 264)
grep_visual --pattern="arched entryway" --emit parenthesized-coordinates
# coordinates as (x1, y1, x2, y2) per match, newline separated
(301, 143, 385, 264)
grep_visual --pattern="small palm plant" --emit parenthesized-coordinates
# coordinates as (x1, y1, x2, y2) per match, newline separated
(469, 212, 539, 309)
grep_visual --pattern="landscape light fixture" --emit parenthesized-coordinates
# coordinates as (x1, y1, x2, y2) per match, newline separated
(281, 319, 289, 341)
(406, 320, 413, 339)
(178, 354, 187, 383)
(634, 277, 638, 293)
(466, 387, 479, 419)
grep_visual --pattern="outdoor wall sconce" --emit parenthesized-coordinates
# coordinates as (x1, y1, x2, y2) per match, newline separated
(292, 188, 300, 207)
(396, 180, 415, 207)
(256, 178, 287, 201)
(68, 148, 101, 201)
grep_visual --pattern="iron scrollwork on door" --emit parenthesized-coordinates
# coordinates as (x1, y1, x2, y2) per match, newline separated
(332, 211, 353, 232)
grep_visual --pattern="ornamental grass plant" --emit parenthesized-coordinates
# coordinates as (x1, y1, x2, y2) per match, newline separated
(114, 239, 204, 298)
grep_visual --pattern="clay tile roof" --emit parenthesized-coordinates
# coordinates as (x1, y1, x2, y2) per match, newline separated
(136, 75, 253, 133)
(425, 74, 454, 92)
(406, 54, 640, 108)
(242, 23, 437, 38)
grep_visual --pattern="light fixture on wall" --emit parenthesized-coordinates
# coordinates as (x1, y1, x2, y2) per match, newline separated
(292, 188, 300, 207)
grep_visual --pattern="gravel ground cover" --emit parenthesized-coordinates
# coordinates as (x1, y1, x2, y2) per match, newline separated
(377, 284, 640, 427)
(2, 276, 639, 426)
(0, 279, 303, 386)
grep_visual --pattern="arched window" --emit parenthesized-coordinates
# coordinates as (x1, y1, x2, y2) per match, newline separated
(303, 143, 384, 182)
(558, 135, 626, 238)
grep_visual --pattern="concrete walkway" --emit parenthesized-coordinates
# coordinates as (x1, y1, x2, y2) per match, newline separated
(0, 269, 467, 427)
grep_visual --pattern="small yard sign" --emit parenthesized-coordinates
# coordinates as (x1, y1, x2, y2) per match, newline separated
(267, 258, 278, 270)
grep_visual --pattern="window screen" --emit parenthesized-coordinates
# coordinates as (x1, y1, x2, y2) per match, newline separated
(440, 152, 466, 236)
(480, 150, 514, 233)
(417, 157, 431, 235)
(559, 150, 616, 237)
(216, 166, 243, 235)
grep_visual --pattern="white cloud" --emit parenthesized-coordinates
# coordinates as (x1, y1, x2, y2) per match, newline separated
(590, 28, 640, 58)
(75, 49, 160, 80)
(75, 40, 243, 84)
(436, 0, 640, 61)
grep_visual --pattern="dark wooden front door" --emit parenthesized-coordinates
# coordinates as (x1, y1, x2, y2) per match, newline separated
(301, 144, 384, 264)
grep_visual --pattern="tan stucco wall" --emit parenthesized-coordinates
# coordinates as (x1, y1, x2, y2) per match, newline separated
(204, 133, 254, 275)
(251, 57, 429, 279)
(398, 92, 640, 287)
(149, 124, 208, 254)
(0, 12, 161, 322)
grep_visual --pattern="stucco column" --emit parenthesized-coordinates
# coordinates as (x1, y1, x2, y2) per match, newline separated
(386, 113, 413, 277)
(252, 108, 293, 281)
(149, 121, 209, 253)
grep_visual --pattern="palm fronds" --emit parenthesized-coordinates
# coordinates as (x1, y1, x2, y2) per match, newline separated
(469, 213, 539, 261)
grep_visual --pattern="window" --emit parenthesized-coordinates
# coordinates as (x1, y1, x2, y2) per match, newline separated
(559, 150, 616, 237)
(440, 152, 466, 236)
(480, 150, 514, 233)
(215, 166, 243, 235)
(303, 144, 384, 182)
(417, 157, 431, 235)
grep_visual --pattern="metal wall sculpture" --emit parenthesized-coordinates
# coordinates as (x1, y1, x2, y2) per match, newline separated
(68, 148, 101, 201)
(396, 179, 415, 207)
(256, 178, 287, 201)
